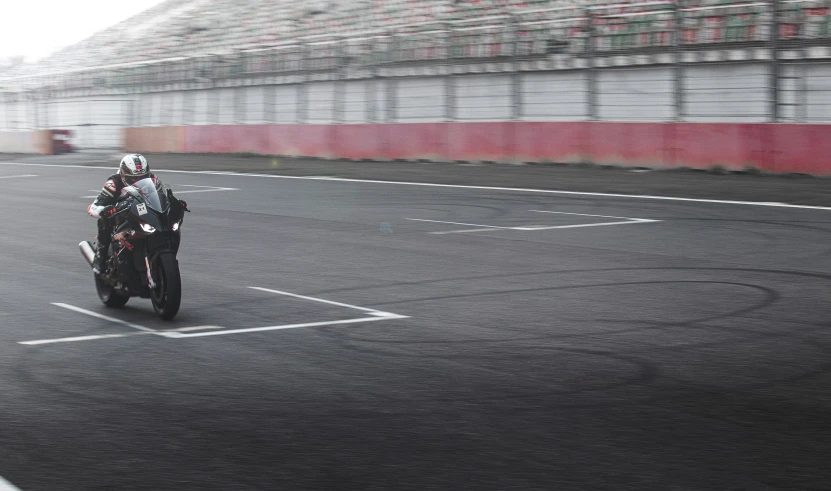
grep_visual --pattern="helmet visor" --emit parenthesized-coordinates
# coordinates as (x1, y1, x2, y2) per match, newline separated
(123, 172, 148, 186)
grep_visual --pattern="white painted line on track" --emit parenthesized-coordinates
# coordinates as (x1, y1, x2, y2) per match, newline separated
(405, 218, 515, 230)
(21, 333, 148, 345)
(19, 325, 226, 346)
(410, 213, 660, 233)
(0, 475, 22, 491)
(429, 228, 508, 235)
(170, 315, 407, 339)
(519, 210, 661, 231)
(529, 210, 657, 220)
(0, 174, 37, 180)
(3, 162, 830, 211)
(22, 289, 407, 344)
(248, 286, 396, 315)
(51, 303, 156, 332)
(514, 219, 660, 231)
(176, 325, 228, 332)
(173, 287, 408, 339)
(175, 184, 239, 194)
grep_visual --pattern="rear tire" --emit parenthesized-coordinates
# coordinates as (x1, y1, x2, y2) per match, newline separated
(150, 252, 181, 320)
(96, 274, 129, 308)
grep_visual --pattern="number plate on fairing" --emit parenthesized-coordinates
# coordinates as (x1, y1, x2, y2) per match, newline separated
(137, 203, 148, 216)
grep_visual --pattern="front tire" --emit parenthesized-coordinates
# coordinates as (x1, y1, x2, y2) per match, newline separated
(150, 252, 181, 320)
(96, 274, 129, 308)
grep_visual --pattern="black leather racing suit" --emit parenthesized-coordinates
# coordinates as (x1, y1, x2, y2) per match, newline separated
(87, 173, 165, 252)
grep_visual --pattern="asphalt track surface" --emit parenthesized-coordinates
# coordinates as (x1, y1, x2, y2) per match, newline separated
(1, 154, 830, 490)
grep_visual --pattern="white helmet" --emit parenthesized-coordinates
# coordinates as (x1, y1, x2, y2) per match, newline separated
(119, 154, 150, 186)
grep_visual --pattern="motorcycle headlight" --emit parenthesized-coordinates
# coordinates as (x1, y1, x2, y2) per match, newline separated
(172, 221, 181, 232)
(140, 223, 156, 233)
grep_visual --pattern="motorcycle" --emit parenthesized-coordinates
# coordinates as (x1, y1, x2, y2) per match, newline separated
(79, 178, 188, 320)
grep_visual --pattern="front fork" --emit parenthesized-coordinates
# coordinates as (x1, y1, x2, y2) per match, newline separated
(144, 256, 156, 289)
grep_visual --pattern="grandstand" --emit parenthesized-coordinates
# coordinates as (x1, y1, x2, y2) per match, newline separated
(4, 0, 557, 77)
(1, 0, 831, 172)
(3, 0, 830, 84)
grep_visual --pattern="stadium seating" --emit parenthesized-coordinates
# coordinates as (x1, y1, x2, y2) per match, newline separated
(2, 0, 830, 81)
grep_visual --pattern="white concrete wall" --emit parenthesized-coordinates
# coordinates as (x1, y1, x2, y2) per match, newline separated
(0, 100, 29, 130)
(159, 92, 175, 126)
(456, 74, 512, 121)
(5, 61, 831, 151)
(396, 77, 445, 122)
(193, 90, 211, 124)
(244, 86, 267, 123)
(33, 98, 48, 128)
(135, 93, 161, 126)
(0, 130, 35, 153)
(171, 91, 185, 126)
(521, 71, 588, 121)
(683, 63, 768, 122)
(804, 63, 831, 122)
(597, 67, 675, 122)
(158, 91, 185, 126)
(275, 84, 299, 123)
(42, 96, 128, 149)
(307, 82, 334, 123)
(217, 88, 235, 124)
(374, 79, 388, 123)
(343, 80, 368, 123)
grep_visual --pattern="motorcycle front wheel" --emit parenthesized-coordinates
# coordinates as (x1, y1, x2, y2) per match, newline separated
(150, 252, 181, 320)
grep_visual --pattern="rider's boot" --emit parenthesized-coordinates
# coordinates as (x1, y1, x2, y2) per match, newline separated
(92, 247, 109, 275)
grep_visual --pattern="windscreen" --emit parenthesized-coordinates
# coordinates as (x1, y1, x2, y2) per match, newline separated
(124, 178, 168, 212)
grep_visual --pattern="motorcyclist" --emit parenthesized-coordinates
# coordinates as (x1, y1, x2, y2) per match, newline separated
(87, 154, 187, 274)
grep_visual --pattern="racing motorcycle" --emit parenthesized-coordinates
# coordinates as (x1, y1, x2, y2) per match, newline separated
(79, 178, 189, 320)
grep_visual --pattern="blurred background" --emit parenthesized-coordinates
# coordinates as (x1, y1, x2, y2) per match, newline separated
(0, 0, 829, 171)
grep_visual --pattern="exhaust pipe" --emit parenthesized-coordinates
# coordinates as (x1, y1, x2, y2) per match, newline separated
(79, 241, 95, 267)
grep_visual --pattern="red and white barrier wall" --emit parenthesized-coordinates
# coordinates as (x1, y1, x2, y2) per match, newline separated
(124, 122, 831, 175)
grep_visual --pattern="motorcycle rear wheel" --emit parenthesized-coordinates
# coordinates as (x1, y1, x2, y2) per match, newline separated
(95, 274, 130, 308)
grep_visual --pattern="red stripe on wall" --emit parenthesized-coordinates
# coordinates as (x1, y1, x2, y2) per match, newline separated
(122, 122, 831, 175)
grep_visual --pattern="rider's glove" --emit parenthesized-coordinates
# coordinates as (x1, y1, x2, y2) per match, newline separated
(179, 200, 190, 212)
(101, 205, 117, 217)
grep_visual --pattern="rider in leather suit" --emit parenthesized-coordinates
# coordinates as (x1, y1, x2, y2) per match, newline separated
(87, 154, 186, 274)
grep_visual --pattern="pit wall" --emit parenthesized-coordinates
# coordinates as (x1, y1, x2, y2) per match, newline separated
(0, 130, 54, 155)
(123, 122, 831, 176)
